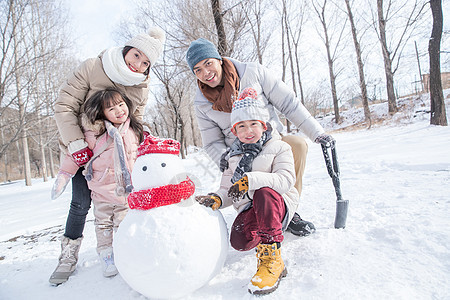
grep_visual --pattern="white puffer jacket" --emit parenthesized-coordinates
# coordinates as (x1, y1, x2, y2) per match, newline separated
(194, 57, 325, 165)
(215, 131, 299, 229)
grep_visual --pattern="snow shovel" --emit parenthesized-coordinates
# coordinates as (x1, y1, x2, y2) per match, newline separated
(321, 144, 349, 229)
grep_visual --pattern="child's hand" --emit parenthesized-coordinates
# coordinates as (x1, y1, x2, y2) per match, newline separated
(195, 195, 222, 210)
(228, 176, 249, 200)
(51, 171, 73, 200)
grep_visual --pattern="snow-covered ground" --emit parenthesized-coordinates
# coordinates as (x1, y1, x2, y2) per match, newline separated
(1, 92, 449, 299)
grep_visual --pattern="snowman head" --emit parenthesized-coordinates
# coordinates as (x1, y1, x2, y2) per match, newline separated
(132, 135, 186, 191)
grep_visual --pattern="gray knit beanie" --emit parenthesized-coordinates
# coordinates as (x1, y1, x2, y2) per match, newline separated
(186, 38, 222, 73)
(126, 27, 166, 67)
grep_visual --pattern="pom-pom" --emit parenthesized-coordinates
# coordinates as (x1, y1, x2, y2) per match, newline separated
(148, 27, 166, 44)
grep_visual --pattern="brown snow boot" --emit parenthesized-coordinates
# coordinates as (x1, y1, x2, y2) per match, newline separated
(248, 242, 287, 295)
(49, 235, 83, 285)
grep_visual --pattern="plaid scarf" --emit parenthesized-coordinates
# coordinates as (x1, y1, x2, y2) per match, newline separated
(228, 124, 273, 184)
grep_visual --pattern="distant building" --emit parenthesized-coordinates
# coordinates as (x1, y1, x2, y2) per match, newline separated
(422, 72, 450, 92)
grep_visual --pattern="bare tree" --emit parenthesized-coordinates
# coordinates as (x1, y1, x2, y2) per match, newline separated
(345, 0, 371, 127)
(240, 0, 273, 64)
(312, 0, 347, 124)
(281, 0, 308, 106)
(373, 0, 428, 114)
(11, 0, 32, 186)
(0, 0, 72, 182)
(428, 0, 447, 126)
(211, 0, 228, 56)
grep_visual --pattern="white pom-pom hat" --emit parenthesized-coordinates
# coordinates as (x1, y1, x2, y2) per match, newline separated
(126, 27, 166, 67)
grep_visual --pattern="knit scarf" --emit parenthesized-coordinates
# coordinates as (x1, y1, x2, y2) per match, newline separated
(83, 120, 133, 196)
(127, 177, 195, 210)
(102, 47, 147, 86)
(198, 58, 239, 113)
(229, 124, 273, 183)
(105, 120, 133, 196)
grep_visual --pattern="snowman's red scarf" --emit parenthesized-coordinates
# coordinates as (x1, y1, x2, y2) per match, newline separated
(127, 177, 195, 210)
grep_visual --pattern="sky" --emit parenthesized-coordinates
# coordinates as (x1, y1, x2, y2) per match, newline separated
(62, 0, 450, 102)
(63, 0, 134, 59)
(1, 90, 449, 299)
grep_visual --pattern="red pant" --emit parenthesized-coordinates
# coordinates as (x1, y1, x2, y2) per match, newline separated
(230, 187, 286, 251)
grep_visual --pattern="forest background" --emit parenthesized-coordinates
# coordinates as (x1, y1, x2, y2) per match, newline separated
(0, 0, 448, 184)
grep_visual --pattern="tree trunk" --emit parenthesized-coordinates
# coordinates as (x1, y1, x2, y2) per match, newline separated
(211, 0, 227, 56)
(345, 0, 371, 127)
(283, 3, 296, 133)
(12, 2, 32, 186)
(40, 133, 48, 182)
(1, 127, 8, 182)
(377, 0, 397, 114)
(294, 45, 305, 105)
(429, 0, 447, 126)
(319, 1, 340, 123)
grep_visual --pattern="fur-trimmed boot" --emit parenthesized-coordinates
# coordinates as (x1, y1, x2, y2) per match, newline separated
(99, 247, 118, 277)
(49, 236, 83, 285)
(248, 242, 287, 295)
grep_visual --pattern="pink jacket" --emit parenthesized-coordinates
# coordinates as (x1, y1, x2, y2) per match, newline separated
(60, 117, 140, 205)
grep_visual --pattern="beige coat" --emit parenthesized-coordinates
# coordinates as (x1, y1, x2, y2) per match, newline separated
(215, 131, 299, 229)
(54, 50, 149, 152)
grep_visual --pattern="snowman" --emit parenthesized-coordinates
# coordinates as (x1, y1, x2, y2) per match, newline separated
(113, 135, 228, 299)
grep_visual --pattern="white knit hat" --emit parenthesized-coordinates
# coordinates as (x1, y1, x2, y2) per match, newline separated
(231, 87, 270, 129)
(125, 27, 166, 67)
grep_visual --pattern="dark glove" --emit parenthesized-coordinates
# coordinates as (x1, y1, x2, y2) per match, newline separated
(228, 176, 249, 200)
(195, 194, 222, 210)
(314, 134, 335, 148)
(219, 150, 230, 172)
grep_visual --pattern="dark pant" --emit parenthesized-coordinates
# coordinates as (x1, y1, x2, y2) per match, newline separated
(64, 168, 92, 240)
(230, 187, 286, 251)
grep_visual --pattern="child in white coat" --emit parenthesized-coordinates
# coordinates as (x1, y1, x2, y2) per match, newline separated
(196, 87, 299, 295)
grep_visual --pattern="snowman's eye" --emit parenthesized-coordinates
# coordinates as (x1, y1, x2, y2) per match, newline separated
(142, 166, 147, 171)
(161, 163, 166, 167)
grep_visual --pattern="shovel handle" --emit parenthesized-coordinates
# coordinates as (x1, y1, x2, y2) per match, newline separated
(321, 144, 349, 229)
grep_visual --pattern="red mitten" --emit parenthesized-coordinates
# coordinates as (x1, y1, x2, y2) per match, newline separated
(71, 148, 93, 166)
(68, 140, 93, 167)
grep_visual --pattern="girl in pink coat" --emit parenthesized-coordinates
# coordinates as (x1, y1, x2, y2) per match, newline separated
(53, 88, 144, 278)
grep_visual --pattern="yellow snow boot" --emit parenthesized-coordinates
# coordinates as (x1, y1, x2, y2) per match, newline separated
(248, 242, 287, 295)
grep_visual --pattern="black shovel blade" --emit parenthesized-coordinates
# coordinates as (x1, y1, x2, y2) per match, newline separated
(334, 199, 349, 229)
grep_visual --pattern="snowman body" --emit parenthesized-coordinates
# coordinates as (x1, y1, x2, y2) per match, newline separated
(113, 137, 228, 299)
